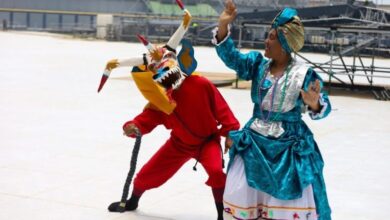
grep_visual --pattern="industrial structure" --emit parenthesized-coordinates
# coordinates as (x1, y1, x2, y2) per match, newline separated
(1, 0, 390, 100)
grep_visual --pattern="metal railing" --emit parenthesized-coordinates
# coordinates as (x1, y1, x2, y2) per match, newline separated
(235, 22, 390, 100)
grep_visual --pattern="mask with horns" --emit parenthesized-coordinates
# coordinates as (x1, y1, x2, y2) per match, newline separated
(98, 8, 198, 115)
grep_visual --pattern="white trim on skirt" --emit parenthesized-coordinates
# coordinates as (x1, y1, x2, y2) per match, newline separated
(223, 155, 318, 220)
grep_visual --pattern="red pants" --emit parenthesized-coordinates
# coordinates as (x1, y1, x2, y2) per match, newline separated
(133, 137, 226, 191)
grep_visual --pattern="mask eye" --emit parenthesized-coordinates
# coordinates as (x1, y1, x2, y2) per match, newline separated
(163, 52, 176, 60)
(148, 63, 157, 72)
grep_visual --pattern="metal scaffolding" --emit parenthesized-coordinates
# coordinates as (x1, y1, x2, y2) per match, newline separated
(236, 23, 390, 100)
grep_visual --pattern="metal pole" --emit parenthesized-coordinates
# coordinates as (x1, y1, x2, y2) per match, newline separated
(368, 34, 378, 99)
(26, 12, 30, 28)
(10, 12, 13, 29)
(90, 15, 94, 30)
(75, 14, 79, 27)
(328, 30, 336, 94)
(145, 20, 149, 41)
(59, 14, 63, 30)
(352, 33, 357, 85)
(43, 13, 47, 29)
(238, 22, 242, 49)
(370, 34, 376, 86)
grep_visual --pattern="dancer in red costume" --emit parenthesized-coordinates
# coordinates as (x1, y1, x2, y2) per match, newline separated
(98, 4, 240, 220)
(118, 72, 239, 220)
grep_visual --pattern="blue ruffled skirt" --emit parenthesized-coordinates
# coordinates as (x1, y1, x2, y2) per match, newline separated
(226, 116, 331, 220)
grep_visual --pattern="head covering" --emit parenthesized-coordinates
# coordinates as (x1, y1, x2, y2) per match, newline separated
(271, 8, 304, 53)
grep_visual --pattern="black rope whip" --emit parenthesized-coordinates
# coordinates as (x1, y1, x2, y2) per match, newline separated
(116, 129, 142, 212)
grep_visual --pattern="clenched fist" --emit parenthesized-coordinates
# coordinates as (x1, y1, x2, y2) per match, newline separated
(123, 123, 140, 137)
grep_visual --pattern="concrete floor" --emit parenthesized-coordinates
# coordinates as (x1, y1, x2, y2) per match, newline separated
(1, 31, 390, 220)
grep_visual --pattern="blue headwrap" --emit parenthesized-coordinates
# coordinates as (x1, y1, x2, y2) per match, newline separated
(271, 8, 304, 53)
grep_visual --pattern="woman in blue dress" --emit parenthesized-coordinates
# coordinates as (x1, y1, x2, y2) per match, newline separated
(212, 1, 332, 220)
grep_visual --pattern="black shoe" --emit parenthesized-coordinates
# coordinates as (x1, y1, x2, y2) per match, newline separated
(108, 195, 140, 212)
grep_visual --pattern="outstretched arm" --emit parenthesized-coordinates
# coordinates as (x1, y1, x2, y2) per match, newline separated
(123, 106, 166, 137)
(98, 56, 147, 92)
(105, 57, 145, 71)
(213, 0, 264, 81)
(166, 9, 192, 49)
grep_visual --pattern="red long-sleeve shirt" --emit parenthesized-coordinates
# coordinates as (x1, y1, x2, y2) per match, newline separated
(124, 75, 240, 146)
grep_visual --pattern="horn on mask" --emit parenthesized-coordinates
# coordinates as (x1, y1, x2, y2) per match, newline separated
(137, 34, 165, 62)
(166, 0, 191, 50)
(175, 0, 185, 10)
(137, 34, 155, 52)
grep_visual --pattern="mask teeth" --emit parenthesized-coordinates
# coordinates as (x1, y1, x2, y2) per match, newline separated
(156, 66, 177, 84)
(155, 71, 167, 83)
(161, 68, 172, 82)
(162, 73, 168, 80)
(156, 72, 164, 83)
(172, 70, 184, 89)
(173, 75, 183, 89)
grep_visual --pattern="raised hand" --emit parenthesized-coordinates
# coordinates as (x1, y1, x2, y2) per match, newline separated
(219, 0, 237, 25)
(217, 0, 237, 42)
(105, 59, 119, 71)
(301, 79, 321, 112)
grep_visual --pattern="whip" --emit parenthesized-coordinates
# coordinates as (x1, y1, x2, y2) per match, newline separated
(116, 129, 142, 212)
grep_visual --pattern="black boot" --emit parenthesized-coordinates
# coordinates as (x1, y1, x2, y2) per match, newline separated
(215, 202, 224, 220)
(108, 194, 140, 212)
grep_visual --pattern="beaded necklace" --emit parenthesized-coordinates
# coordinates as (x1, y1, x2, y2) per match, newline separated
(257, 60, 293, 122)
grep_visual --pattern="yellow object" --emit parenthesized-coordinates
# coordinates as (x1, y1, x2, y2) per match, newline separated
(106, 59, 119, 71)
(192, 72, 200, 76)
(179, 48, 192, 70)
(183, 9, 192, 29)
(131, 66, 176, 115)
